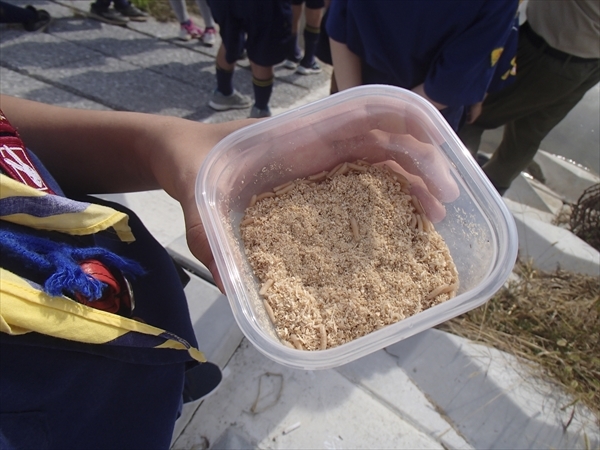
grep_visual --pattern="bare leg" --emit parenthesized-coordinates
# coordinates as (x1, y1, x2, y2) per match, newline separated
(216, 43, 235, 71)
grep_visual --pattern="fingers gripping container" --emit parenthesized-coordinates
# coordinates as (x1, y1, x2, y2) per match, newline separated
(196, 85, 518, 370)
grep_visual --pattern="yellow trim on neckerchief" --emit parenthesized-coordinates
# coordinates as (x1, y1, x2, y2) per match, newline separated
(0, 175, 134, 242)
(0, 268, 206, 363)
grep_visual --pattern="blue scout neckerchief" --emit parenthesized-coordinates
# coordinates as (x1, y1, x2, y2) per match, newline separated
(0, 111, 205, 363)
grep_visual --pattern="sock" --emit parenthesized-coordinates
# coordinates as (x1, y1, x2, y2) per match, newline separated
(216, 64, 234, 96)
(300, 25, 320, 67)
(288, 33, 301, 60)
(252, 76, 274, 110)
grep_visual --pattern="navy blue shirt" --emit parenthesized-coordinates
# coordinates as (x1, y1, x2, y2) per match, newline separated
(0, 150, 199, 449)
(327, 0, 519, 129)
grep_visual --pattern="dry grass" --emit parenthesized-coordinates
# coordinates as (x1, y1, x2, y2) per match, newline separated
(439, 260, 600, 422)
(570, 184, 600, 252)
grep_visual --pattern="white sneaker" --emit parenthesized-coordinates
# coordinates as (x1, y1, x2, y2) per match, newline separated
(249, 105, 272, 118)
(202, 27, 217, 46)
(178, 20, 203, 41)
(208, 89, 252, 111)
(283, 59, 299, 69)
(296, 61, 322, 75)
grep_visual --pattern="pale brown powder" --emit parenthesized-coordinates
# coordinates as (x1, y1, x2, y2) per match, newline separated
(240, 163, 458, 351)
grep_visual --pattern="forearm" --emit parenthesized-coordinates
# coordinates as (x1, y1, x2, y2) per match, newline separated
(329, 38, 362, 91)
(0, 95, 172, 194)
(1, 94, 255, 221)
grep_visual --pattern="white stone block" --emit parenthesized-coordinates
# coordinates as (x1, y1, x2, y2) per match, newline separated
(173, 340, 444, 450)
(386, 329, 599, 450)
(511, 214, 599, 276)
(504, 173, 564, 215)
(534, 150, 600, 204)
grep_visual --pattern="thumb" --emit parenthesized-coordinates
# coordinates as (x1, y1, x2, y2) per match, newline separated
(181, 198, 225, 293)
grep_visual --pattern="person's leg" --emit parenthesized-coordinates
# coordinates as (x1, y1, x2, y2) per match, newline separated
(284, 0, 304, 68)
(207, 1, 251, 110)
(250, 63, 275, 117)
(243, 0, 292, 116)
(314, 6, 332, 66)
(215, 43, 235, 95)
(483, 62, 600, 194)
(170, 0, 203, 41)
(208, 43, 252, 111)
(196, 0, 215, 28)
(457, 123, 487, 157)
(197, 0, 217, 45)
(169, 0, 189, 22)
(297, 2, 324, 74)
(290, 1, 302, 37)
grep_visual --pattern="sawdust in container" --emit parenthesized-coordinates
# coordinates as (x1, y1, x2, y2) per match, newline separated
(240, 161, 459, 351)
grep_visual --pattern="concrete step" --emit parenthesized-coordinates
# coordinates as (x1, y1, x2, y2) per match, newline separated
(386, 329, 600, 450)
(502, 151, 599, 277)
(534, 150, 600, 204)
(171, 339, 455, 450)
(505, 198, 599, 276)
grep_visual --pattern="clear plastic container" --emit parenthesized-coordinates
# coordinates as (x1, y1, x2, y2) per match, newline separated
(196, 85, 518, 370)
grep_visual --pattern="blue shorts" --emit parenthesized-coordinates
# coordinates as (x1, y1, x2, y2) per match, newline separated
(209, 0, 293, 67)
(292, 0, 325, 8)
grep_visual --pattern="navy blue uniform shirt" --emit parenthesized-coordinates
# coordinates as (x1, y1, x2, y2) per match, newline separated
(0, 149, 199, 450)
(327, 0, 519, 129)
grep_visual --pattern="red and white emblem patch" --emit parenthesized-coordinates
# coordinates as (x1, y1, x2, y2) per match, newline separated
(0, 110, 55, 194)
(0, 144, 53, 193)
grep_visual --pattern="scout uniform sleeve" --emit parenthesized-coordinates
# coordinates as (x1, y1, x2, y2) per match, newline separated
(424, 0, 519, 108)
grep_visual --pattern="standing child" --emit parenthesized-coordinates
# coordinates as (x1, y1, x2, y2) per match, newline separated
(284, 0, 325, 75)
(169, 0, 217, 46)
(207, 0, 293, 118)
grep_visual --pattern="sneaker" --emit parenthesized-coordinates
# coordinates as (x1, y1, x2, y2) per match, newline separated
(249, 105, 272, 118)
(475, 153, 490, 167)
(208, 90, 252, 111)
(115, 4, 149, 22)
(202, 27, 217, 46)
(296, 60, 322, 75)
(89, 4, 129, 25)
(178, 20, 203, 41)
(23, 6, 52, 32)
(525, 160, 546, 184)
(283, 54, 301, 69)
(283, 59, 297, 69)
